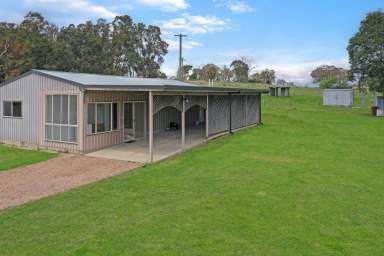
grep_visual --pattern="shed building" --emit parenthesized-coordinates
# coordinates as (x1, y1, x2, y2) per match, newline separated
(0, 70, 268, 162)
(323, 88, 354, 107)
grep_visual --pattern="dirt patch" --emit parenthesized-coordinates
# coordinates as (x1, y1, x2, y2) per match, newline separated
(0, 155, 142, 211)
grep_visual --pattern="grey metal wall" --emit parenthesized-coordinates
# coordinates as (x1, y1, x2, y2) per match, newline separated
(208, 94, 261, 136)
(0, 73, 81, 152)
(246, 95, 261, 125)
(231, 95, 247, 129)
(323, 89, 354, 106)
(208, 95, 229, 135)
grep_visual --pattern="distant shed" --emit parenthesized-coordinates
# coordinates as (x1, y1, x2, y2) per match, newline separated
(323, 88, 354, 107)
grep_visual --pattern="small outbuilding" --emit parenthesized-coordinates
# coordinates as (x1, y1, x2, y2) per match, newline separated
(269, 86, 290, 97)
(323, 88, 354, 107)
(0, 70, 268, 162)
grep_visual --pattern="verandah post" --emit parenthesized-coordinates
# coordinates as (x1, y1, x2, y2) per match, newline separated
(148, 91, 154, 163)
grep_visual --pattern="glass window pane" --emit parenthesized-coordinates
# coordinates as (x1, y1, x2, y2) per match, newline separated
(45, 96, 52, 123)
(53, 95, 61, 124)
(45, 125, 52, 140)
(105, 103, 111, 131)
(112, 103, 118, 130)
(124, 103, 133, 129)
(3, 101, 12, 116)
(87, 104, 95, 134)
(61, 95, 68, 124)
(69, 95, 77, 125)
(60, 126, 69, 142)
(69, 127, 77, 143)
(12, 102, 22, 117)
(52, 125, 60, 141)
(97, 104, 106, 132)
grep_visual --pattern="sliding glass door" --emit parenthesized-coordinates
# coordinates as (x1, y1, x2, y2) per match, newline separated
(124, 101, 146, 141)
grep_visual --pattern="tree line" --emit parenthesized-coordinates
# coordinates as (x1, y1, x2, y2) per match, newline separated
(182, 58, 280, 85)
(0, 12, 168, 82)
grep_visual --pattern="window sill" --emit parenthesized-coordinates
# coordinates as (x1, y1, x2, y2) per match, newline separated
(86, 130, 121, 136)
(2, 116, 23, 119)
(45, 140, 78, 145)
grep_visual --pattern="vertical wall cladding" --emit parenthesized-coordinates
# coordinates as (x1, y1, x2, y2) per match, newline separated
(84, 90, 148, 152)
(323, 89, 354, 106)
(208, 95, 229, 135)
(231, 95, 247, 129)
(0, 73, 81, 152)
(246, 95, 260, 125)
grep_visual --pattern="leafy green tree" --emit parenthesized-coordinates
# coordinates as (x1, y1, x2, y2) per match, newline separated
(310, 65, 347, 83)
(202, 64, 219, 81)
(260, 69, 276, 84)
(189, 68, 202, 80)
(348, 10, 384, 95)
(250, 72, 263, 83)
(182, 64, 193, 80)
(230, 59, 249, 82)
(320, 78, 337, 89)
(219, 65, 232, 83)
(0, 12, 169, 82)
(134, 23, 168, 78)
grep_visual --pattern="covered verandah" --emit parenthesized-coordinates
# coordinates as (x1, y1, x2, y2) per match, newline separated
(87, 126, 205, 162)
(87, 91, 213, 163)
(85, 87, 264, 163)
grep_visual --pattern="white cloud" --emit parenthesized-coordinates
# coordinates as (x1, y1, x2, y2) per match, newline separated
(23, 0, 117, 24)
(159, 13, 229, 34)
(166, 39, 203, 50)
(161, 66, 177, 77)
(227, 1, 255, 13)
(213, 0, 256, 13)
(136, 0, 188, 11)
(221, 48, 349, 84)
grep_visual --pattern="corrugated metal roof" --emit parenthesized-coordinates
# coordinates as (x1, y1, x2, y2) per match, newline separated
(0, 69, 268, 94)
(33, 69, 198, 87)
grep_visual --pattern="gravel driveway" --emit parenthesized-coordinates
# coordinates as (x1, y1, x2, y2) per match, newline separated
(0, 155, 142, 211)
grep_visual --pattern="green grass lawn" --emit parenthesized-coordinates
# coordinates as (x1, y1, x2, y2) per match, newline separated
(1, 89, 384, 255)
(0, 144, 57, 171)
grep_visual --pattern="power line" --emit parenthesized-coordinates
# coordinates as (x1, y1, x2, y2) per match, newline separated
(174, 34, 187, 80)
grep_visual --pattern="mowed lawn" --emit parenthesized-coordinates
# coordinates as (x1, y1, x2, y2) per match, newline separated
(1, 89, 384, 255)
(0, 144, 57, 171)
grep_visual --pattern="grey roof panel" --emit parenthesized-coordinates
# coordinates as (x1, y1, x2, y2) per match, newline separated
(33, 69, 198, 87)
(27, 69, 268, 94)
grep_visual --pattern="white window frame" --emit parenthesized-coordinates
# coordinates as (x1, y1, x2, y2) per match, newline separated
(2, 101, 23, 118)
(87, 102, 119, 135)
(45, 94, 78, 144)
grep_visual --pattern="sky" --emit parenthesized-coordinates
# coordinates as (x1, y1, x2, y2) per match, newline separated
(0, 0, 383, 84)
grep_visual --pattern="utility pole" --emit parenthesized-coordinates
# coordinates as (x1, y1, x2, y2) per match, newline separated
(174, 34, 187, 80)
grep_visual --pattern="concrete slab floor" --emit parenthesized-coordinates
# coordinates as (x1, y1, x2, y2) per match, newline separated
(87, 127, 206, 163)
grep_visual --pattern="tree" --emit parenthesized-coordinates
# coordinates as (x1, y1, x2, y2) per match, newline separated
(260, 69, 276, 84)
(230, 59, 249, 82)
(219, 65, 232, 83)
(0, 12, 169, 82)
(250, 72, 263, 83)
(182, 64, 193, 80)
(310, 65, 347, 83)
(276, 79, 286, 86)
(348, 10, 384, 95)
(319, 78, 337, 89)
(202, 64, 219, 81)
(189, 68, 202, 80)
(133, 23, 168, 78)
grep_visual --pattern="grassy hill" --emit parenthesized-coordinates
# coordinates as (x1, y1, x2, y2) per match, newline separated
(0, 88, 383, 255)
